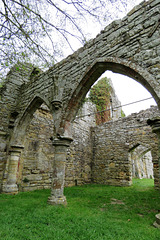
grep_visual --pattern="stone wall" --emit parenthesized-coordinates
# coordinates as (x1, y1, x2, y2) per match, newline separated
(1, 87, 159, 192)
(16, 104, 159, 191)
(19, 84, 123, 191)
(0, 0, 160, 194)
(19, 104, 54, 191)
(109, 79, 122, 120)
(0, 130, 7, 191)
(14, 0, 160, 127)
(0, 0, 159, 149)
(0, 64, 42, 192)
(65, 102, 96, 187)
(19, 102, 96, 191)
(91, 106, 159, 188)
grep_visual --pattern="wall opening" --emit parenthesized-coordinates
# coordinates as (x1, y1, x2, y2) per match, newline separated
(65, 61, 159, 188)
(129, 145, 154, 181)
(65, 60, 159, 126)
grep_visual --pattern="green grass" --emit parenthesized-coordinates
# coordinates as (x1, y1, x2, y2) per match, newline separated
(0, 179, 160, 240)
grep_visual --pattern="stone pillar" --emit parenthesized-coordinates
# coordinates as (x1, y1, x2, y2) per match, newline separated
(147, 117, 160, 190)
(3, 145, 24, 194)
(0, 130, 8, 192)
(147, 118, 160, 229)
(48, 137, 73, 206)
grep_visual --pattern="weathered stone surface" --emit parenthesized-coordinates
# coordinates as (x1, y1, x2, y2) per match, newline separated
(10, 104, 159, 192)
(153, 213, 160, 228)
(17, 102, 97, 191)
(65, 102, 97, 187)
(91, 106, 159, 188)
(18, 105, 54, 192)
(0, 0, 160, 204)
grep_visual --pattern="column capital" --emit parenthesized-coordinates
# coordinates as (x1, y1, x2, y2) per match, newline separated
(52, 136, 73, 147)
(51, 99, 62, 110)
(147, 117, 160, 133)
(9, 145, 24, 153)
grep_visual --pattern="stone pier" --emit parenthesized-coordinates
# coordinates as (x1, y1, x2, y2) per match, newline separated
(3, 145, 24, 194)
(147, 117, 160, 228)
(48, 137, 73, 205)
(147, 117, 160, 189)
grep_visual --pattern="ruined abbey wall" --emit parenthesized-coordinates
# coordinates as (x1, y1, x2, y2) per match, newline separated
(65, 102, 96, 187)
(91, 106, 159, 188)
(0, 0, 160, 197)
(18, 102, 96, 191)
(0, 64, 41, 192)
(8, 104, 159, 192)
(18, 104, 54, 191)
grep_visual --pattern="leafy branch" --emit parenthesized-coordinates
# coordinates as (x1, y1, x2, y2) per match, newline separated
(0, 0, 139, 80)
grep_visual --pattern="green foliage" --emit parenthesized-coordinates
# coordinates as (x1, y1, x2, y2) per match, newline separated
(121, 109, 126, 117)
(89, 77, 111, 124)
(0, 179, 159, 240)
(23, 178, 29, 183)
(89, 77, 111, 111)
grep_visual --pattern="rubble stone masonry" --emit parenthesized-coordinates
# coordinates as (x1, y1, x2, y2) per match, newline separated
(91, 106, 159, 188)
(14, 104, 159, 191)
(0, 0, 160, 194)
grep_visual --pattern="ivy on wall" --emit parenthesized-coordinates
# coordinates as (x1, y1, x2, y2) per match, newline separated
(89, 77, 111, 125)
(121, 109, 126, 118)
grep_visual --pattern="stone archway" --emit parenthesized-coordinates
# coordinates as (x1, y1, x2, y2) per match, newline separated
(129, 145, 154, 179)
(2, 96, 51, 194)
(0, 0, 160, 205)
(62, 58, 160, 128)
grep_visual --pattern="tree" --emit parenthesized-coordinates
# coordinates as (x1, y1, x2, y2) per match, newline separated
(0, 0, 141, 80)
(89, 77, 111, 125)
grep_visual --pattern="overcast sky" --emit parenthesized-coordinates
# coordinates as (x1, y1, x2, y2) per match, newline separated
(103, 71, 156, 116)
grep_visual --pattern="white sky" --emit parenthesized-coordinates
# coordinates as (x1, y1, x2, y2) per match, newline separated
(103, 71, 157, 116)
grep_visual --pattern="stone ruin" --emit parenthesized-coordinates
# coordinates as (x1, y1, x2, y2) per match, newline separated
(7, 102, 157, 192)
(0, 1, 160, 221)
(1, 83, 156, 193)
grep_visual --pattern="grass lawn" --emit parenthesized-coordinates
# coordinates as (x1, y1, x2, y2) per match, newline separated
(0, 179, 160, 240)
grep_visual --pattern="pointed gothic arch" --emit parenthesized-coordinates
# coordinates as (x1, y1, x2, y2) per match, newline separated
(10, 95, 51, 146)
(62, 57, 159, 129)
